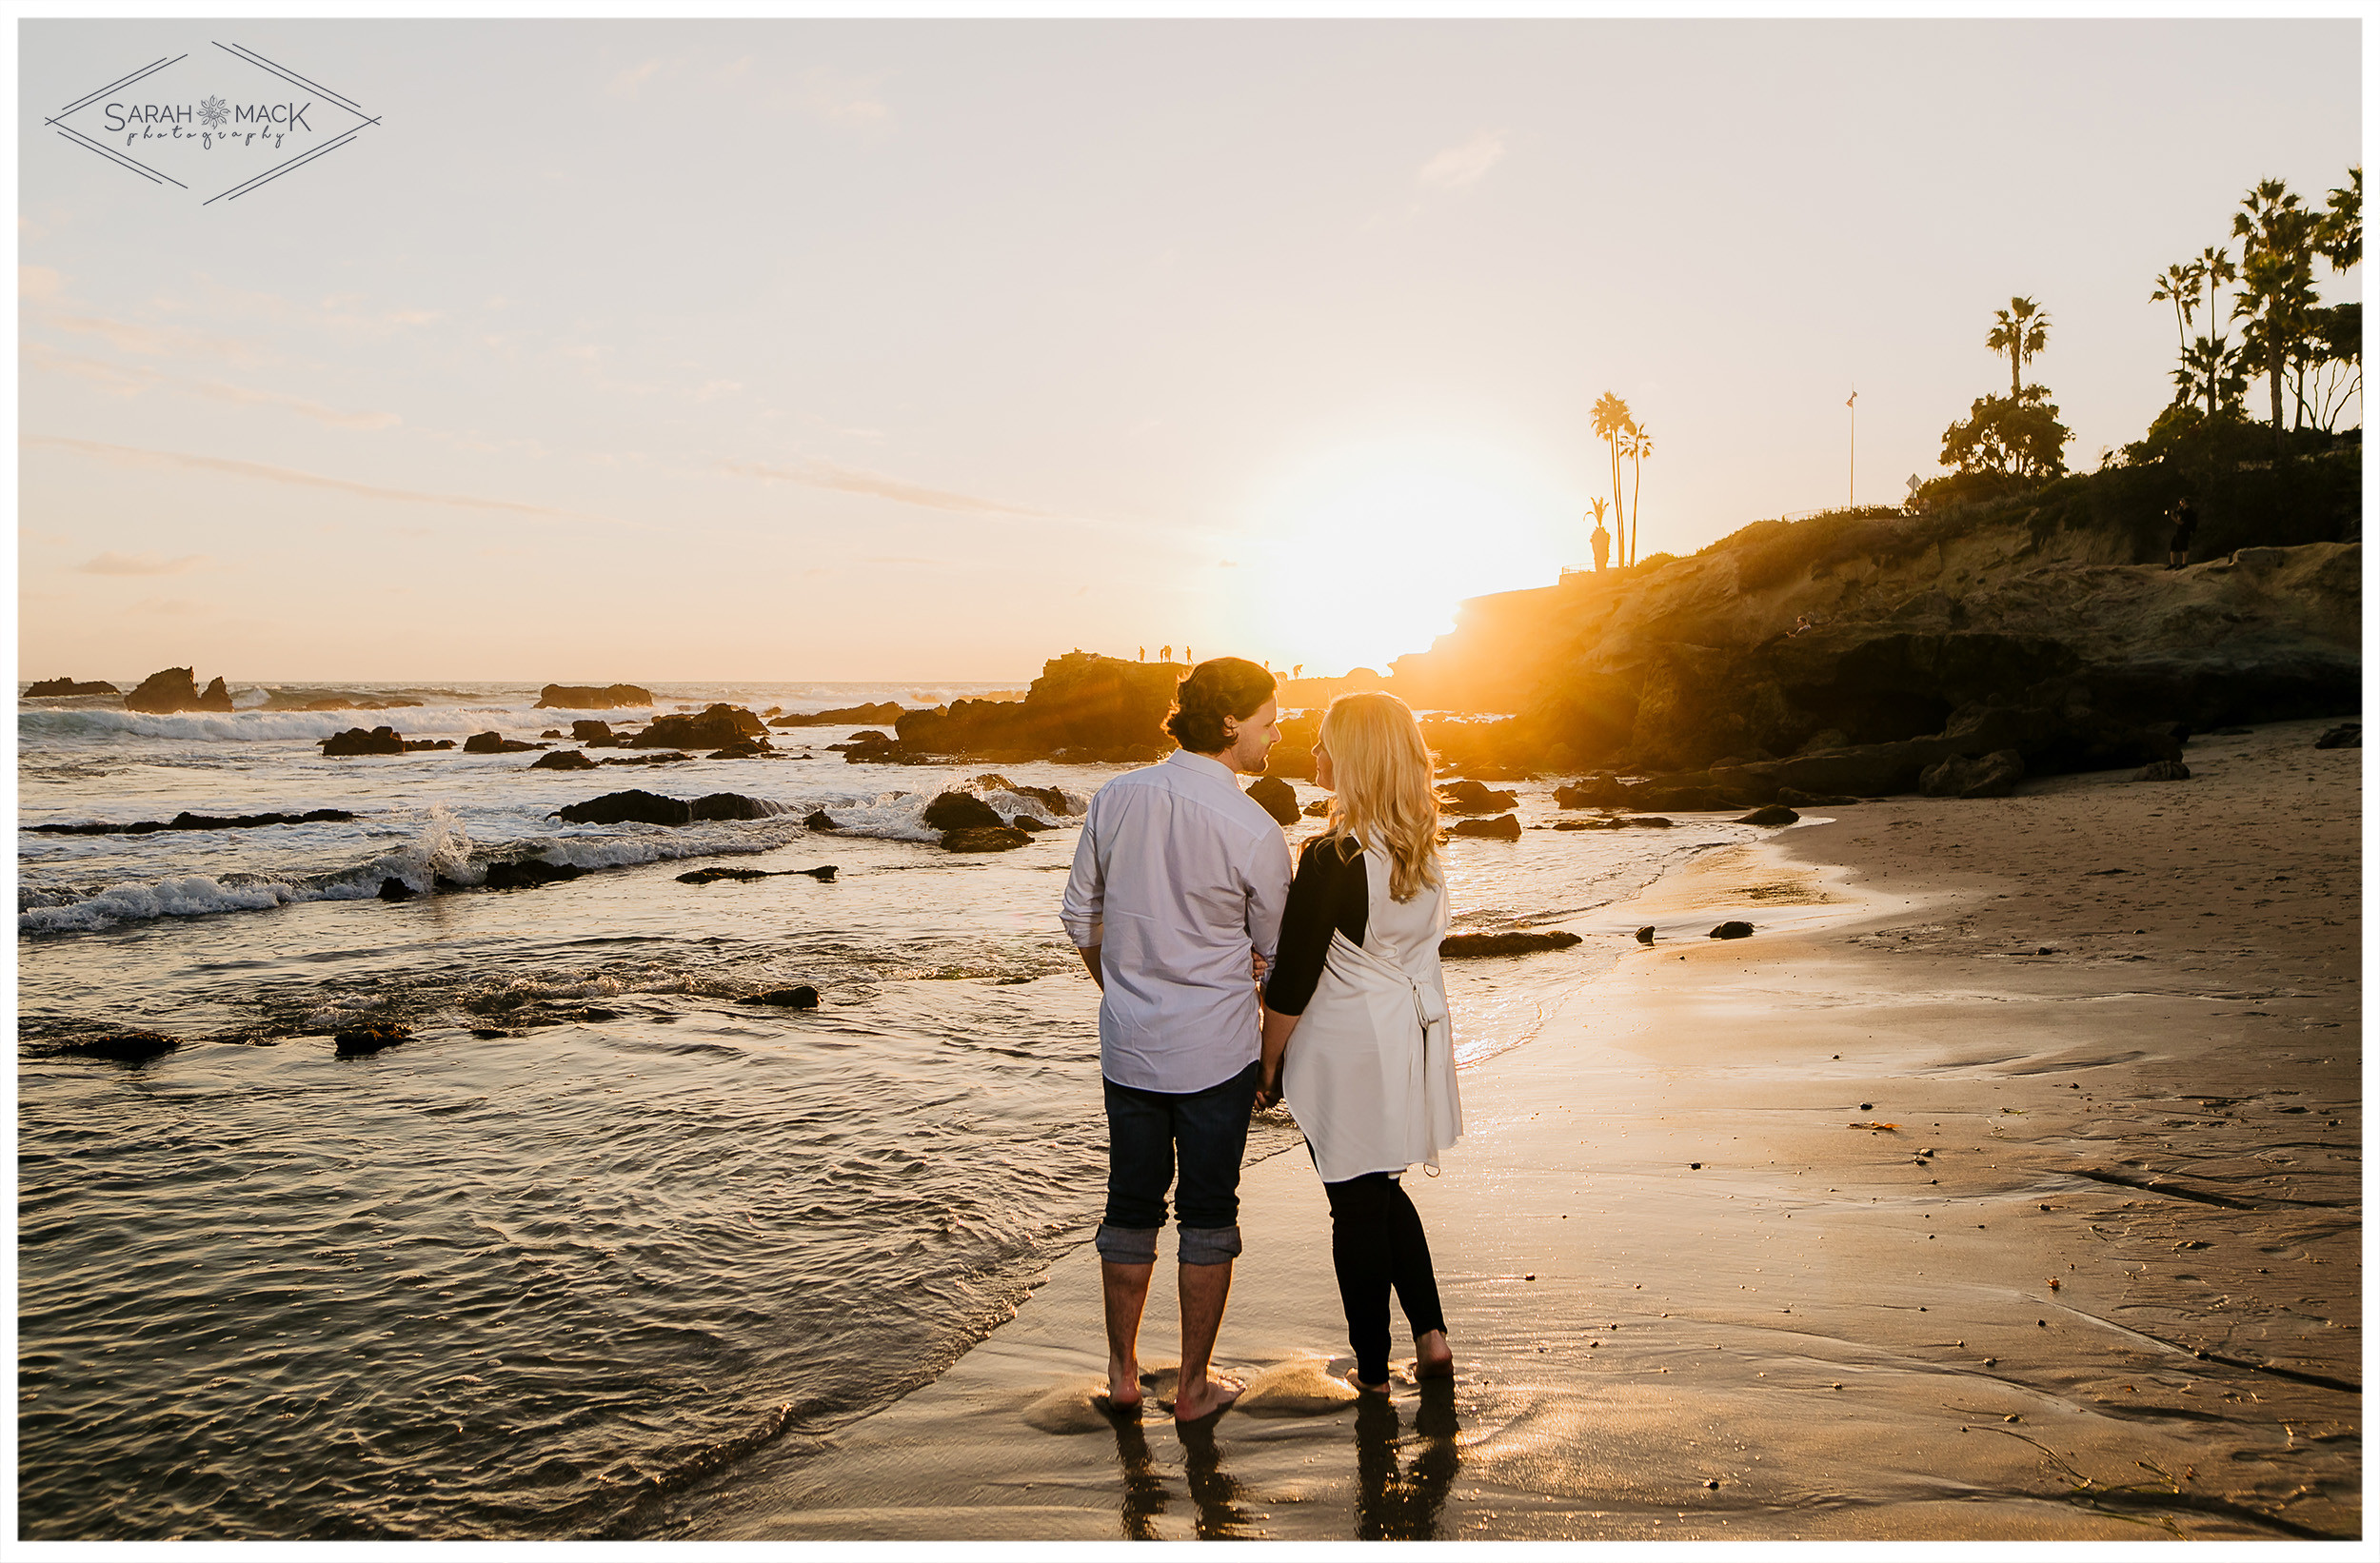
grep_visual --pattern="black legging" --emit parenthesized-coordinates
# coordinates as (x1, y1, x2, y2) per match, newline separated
(1322, 1171, 1448, 1386)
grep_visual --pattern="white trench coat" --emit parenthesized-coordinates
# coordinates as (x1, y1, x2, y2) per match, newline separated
(1279, 842, 1463, 1184)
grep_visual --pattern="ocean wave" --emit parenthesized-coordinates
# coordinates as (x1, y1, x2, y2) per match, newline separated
(20, 707, 532, 743)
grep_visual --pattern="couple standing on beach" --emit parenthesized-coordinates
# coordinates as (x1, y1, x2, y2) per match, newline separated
(1061, 658, 1463, 1421)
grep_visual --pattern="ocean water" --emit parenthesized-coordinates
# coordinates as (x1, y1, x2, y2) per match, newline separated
(17, 679, 1753, 1539)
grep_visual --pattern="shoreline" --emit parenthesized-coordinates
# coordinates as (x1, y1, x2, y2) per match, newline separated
(677, 715, 2359, 1542)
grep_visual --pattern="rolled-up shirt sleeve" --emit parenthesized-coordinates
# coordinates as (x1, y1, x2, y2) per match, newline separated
(1060, 803, 1104, 948)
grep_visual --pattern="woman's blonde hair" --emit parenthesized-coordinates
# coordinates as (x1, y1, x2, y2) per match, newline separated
(1319, 691, 1440, 902)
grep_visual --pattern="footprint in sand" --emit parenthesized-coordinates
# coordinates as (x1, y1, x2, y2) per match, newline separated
(1021, 1362, 1182, 1434)
(1022, 1358, 1360, 1432)
(1236, 1358, 1363, 1417)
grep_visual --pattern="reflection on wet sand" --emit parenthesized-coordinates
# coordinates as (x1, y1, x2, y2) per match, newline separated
(1107, 1411, 1166, 1541)
(1356, 1379, 1461, 1539)
(1106, 1407, 1262, 1540)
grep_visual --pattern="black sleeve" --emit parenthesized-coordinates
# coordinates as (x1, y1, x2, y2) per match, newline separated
(1262, 835, 1368, 1016)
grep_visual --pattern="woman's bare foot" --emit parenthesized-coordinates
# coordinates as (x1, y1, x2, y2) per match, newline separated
(1343, 1368, 1391, 1395)
(1414, 1330, 1454, 1379)
(1171, 1372, 1243, 1423)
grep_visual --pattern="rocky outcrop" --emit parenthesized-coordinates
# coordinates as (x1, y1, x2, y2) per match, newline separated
(1439, 929, 1581, 957)
(1710, 921, 1755, 940)
(2133, 760, 2192, 782)
(803, 809, 840, 831)
(30, 808, 354, 835)
(742, 985, 821, 1008)
(2316, 722, 2361, 749)
(550, 789, 777, 826)
(633, 703, 767, 750)
(483, 859, 587, 890)
(55, 1029, 179, 1060)
(922, 792, 1005, 831)
(1450, 813, 1521, 841)
(768, 702, 905, 727)
(1439, 779, 1518, 815)
(23, 677, 116, 697)
(125, 668, 238, 712)
(321, 726, 407, 756)
(571, 720, 614, 742)
(531, 749, 598, 770)
(1919, 748, 2024, 799)
(536, 683, 654, 709)
(1245, 775, 1299, 826)
(942, 825, 1033, 852)
(890, 651, 1190, 763)
(465, 732, 546, 754)
(334, 1024, 412, 1056)
(1734, 804, 1800, 825)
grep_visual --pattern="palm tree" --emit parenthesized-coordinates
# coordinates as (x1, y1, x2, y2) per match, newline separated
(1590, 391, 1633, 562)
(1619, 424, 1653, 566)
(2151, 262, 2203, 362)
(2172, 335, 2247, 417)
(1985, 297, 2051, 401)
(1584, 496, 1610, 568)
(2318, 167, 2361, 272)
(2232, 178, 2317, 456)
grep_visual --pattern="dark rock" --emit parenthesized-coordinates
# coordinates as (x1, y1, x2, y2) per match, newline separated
(804, 809, 840, 831)
(59, 1029, 179, 1060)
(841, 730, 893, 746)
(321, 725, 408, 757)
(2210, 725, 2252, 736)
(742, 985, 820, 1009)
(1775, 788, 1861, 807)
(1450, 813, 1521, 841)
(1302, 798, 1331, 817)
(894, 651, 1195, 762)
(24, 677, 117, 697)
(1918, 748, 2025, 799)
(483, 859, 585, 890)
(1004, 782, 1077, 816)
(1735, 804, 1801, 825)
(1635, 925, 1656, 944)
(2133, 760, 2192, 781)
(707, 741, 776, 760)
(124, 666, 204, 713)
(407, 739, 454, 751)
(1246, 775, 1300, 826)
(690, 793, 780, 821)
(942, 825, 1033, 852)
(678, 863, 838, 884)
(30, 808, 355, 835)
(531, 749, 599, 770)
(571, 720, 615, 742)
(536, 683, 655, 709)
(922, 791, 1005, 831)
(1439, 929, 1583, 958)
(599, 750, 689, 764)
(334, 1024, 412, 1057)
(2315, 723, 2360, 749)
(1440, 779, 1519, 814)
(1008, 815, 1052, 832)
(540, 728, 565, 739)
(768, 702, 905, 727)
(634, 703, 767, 750)
(1709, 921, 1755, 940)
(554, 790, 691, 825)
(466, 731, 545, 754)
(377, 877, 417, 901)
(1554, 775, 1626, 809)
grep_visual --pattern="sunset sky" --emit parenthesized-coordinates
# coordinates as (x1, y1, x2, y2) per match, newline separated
(16, 17, 2361, 683)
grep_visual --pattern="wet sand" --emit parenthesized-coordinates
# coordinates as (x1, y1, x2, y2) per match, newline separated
(687, 716, 2360, 1541)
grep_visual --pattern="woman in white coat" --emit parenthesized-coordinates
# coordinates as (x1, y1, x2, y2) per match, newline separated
(1255, 692, 1461, 1393)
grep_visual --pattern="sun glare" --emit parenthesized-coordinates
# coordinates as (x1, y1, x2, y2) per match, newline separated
(1242, 441, 1572, 678)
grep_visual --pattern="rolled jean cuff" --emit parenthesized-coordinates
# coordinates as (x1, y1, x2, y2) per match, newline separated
(1096, 1222, 1160, 1265)
(1178, 1223, 1242, 1266)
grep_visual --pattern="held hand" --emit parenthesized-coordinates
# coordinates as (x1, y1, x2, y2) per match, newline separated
(1255, 1068, 1282, 1111)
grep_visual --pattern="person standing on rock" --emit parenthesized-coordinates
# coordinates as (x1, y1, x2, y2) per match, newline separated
(1061, 657, 1291, 1423)
(2167, 495, 2198, 570)
(1255, 691, 1461, 1395)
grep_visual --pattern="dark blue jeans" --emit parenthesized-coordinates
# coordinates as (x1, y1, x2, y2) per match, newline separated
(1098, 1061, 1260, 1266)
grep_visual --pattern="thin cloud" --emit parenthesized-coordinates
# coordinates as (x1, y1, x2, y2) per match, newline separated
(609, 56, 672, 98)
(1418, 130, 1508, 190)
(31, 308, 264, 364)
(24, 344, 401, 429)
(28, 437, 633, 528)
(724, 457, 1056, 520)
(786, 68, 891, 128)
(78, 549, 210, 576)
(20, 265, 62, 301)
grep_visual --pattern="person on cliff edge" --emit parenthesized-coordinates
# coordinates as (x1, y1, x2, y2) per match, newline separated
(1061, 657, 1291, 1422)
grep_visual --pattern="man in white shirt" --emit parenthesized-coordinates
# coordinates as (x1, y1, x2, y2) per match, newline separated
(1061, 657, 1292, 1423)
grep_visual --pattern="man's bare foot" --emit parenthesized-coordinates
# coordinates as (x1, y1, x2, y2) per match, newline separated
(1343, 1368, 1391, 1395)
(1171, 1372, 1243, 1423)
(1104, 1357, 1142, 1412)
(1414, 1329, 1454, 1379)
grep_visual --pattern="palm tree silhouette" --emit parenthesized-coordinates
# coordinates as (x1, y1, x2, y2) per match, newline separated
(1619, 424, 1653, 565)
(1986, 297, 2051, 401)
(1590, 391, 1633, 563)
(2232, 178, 2316, 455)
(2151, 262, 2202, 361)
(1585, 497, 1610, 570)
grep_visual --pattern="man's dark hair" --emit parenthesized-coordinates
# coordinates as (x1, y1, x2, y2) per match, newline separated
(1165, 657, 1277, 752)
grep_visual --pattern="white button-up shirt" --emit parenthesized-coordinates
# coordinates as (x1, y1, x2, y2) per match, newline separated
(1061, 749, 1294, 1093)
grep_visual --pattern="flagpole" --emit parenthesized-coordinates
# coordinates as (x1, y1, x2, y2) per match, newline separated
(1846, 388, 1858, 507)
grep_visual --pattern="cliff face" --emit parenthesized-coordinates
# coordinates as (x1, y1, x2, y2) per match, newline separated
(1391, 498, 2359, 775)
(894, 651, 1183, 762)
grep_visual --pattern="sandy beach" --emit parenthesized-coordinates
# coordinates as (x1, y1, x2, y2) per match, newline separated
(679, 714, 2359, 1542)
